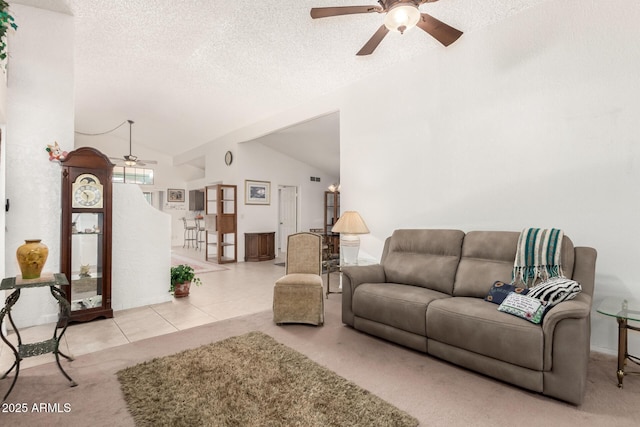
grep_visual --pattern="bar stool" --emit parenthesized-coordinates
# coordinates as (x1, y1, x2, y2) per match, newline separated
(181, 217, 197, 248)
(195, 217, 206, 251)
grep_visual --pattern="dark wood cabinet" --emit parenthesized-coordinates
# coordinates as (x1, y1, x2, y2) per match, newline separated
(245, 232, 275, 262)
(60, 147, 113, 323)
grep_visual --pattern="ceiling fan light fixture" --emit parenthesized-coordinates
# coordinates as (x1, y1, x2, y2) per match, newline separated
(384, 4, 420, 34)
(124, 154, 137, 166)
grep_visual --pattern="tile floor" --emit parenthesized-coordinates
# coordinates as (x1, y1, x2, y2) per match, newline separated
(0, 247, 331, 373)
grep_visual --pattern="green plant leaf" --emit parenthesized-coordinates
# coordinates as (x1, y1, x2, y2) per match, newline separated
(0, 1, 17, 65)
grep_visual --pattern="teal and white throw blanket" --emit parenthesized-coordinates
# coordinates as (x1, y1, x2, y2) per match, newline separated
(512, 228, 564, 287)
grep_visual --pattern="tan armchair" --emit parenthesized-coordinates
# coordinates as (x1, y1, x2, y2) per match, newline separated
(273, 232, 324, 325)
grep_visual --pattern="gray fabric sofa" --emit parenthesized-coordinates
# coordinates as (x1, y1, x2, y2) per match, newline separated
(341, 229, 597, 405)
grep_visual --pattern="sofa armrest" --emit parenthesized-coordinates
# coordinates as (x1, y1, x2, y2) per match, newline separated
(571, 246, 597, 296)
(341, 264, 385, 326)
(542, 292, 592, 370)
(342, 264, 386, 290)
(541, 292, 593, 404)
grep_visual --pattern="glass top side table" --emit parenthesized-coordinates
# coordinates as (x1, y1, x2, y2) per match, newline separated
(0, 273, 77, 402)
(324, 257, 378, 299)
(597, 296, 640, 388)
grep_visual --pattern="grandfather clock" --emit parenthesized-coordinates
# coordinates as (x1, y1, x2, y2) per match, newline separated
(60, 147, 113, 323)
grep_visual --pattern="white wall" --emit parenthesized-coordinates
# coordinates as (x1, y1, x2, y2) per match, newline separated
(78, 115, 339, 254)
(0, 123, 5, 335)
(111, 184, 172, 310)
(337, 1, 640, 355)
(175, 98, 343, 257)
(201, 138, 338, 259)
(0, 38, 7, 334)
(5, 1, 633, 356)
(2, 6, 174, 327)
(238, 140, 337, 228)
(4, 5, 74, 327)
(177, 0, 639, 355)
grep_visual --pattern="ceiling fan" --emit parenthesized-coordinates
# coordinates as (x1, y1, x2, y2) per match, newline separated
(109, 120, 158, 167)
(310, 0, 463, 56)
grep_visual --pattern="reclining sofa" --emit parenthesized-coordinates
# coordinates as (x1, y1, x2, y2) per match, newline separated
(341, 229, 597, 405)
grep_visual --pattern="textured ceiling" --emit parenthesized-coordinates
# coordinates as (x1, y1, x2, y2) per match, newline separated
(10, 0, 546, 175)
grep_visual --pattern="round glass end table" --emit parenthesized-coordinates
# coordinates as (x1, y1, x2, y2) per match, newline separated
(597, 296, 640, 388)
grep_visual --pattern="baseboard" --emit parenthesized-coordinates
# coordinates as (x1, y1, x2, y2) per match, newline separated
(590, 345, 616, 356)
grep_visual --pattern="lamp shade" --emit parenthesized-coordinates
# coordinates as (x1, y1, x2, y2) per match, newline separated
(332, 211, 369, 234)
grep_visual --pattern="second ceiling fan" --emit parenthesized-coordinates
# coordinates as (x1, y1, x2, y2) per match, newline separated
(311, 0, 463, 56)
(109, 120, 158, 167)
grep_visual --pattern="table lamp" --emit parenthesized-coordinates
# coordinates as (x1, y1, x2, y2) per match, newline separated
(331, 211, 369, 265)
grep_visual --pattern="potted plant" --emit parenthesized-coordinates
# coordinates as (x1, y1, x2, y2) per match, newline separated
(0, 1, 18, 64)
(170, 264, 202, 298)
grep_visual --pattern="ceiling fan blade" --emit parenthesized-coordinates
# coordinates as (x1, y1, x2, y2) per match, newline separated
(138, 159, 158, 165)
(310, 5, 382, 19)
(356, 25, 389, 56)
(417, 13, 463, 47)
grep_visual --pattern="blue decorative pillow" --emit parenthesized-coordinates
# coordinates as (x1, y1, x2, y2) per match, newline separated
(527, 277, 581, 307)
(485, 281, 529, 305)
(498, 292, 548, 324)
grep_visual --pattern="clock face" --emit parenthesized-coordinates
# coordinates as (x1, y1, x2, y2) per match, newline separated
(225, 151, 233, 166)
(72, 174, 104, 208)
(74, 184, 101, 207)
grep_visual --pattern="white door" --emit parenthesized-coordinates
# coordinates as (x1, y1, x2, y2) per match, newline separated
(278, 186, 297, 253)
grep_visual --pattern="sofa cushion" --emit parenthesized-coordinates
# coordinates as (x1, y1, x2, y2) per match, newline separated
(353, 282, 450, 336)
(485, 281, 529, 304)
(426, 297, 544, 371)
(382, 229, 465, 295)
(453, 231, 575, 298)
(498, 292, 547, 324)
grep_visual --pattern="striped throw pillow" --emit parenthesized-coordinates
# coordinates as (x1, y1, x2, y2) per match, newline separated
(527, 277, 581, 307)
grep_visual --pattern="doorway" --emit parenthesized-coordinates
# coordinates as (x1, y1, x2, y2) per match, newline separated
(278, 185, 298, 255)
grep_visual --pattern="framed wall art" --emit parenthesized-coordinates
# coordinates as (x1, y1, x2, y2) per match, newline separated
(245, 180, 270, 205)
(167, 188, 185, 203)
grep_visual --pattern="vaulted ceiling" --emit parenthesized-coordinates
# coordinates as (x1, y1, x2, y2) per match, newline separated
(11, 0, 546, 176)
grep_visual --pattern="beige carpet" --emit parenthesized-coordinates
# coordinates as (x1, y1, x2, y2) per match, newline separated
(117, 331, 418, 426)
(2, 296, 639, 427)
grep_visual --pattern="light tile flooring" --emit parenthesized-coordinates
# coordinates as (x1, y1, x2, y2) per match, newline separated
(0, 247, 312, 373)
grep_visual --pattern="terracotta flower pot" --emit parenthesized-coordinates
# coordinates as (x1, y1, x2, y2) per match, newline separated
(16, 239, 49, 279)
(173, 281, 191, 298)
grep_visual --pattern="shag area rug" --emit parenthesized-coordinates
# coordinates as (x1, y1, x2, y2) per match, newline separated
(117, 331, 418, 427)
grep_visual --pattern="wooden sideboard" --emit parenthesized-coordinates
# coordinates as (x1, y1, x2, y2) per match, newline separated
(244, 232, 275, 262)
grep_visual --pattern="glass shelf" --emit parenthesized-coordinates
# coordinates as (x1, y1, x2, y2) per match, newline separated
(70, 213, 104, 312)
